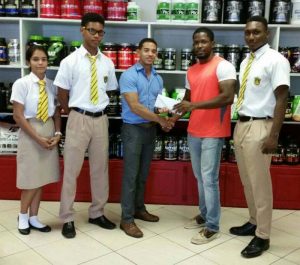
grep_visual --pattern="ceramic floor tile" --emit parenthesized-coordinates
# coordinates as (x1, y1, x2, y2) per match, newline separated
(267, 227, 300, 258)
(0, 249, 51, 265)
(176, 254, 219, 265)
(134, 208, 187, 234)
(81, 252, 135, 265)
(0, 200, 19, 212)
(285, 248, 300, 265)
(162, 205, 199, 219)
(0, 231, 29, 258)
(86, 223, 156, 251)
(0, 224, 5, 232)
(200, 238, 279, 265)
(272, 214, 300, 237)
(34, 233, 112, 265)
(161, 226, 233, 253)
(117, 235, 194, 265)
(271, 259, 299, 265)
(219, 209, 249, 236)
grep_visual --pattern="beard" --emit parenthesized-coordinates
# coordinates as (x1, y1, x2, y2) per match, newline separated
(196, 53, 210, 60)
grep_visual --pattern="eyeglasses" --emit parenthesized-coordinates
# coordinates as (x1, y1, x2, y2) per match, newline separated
(83, 27, 105, 36)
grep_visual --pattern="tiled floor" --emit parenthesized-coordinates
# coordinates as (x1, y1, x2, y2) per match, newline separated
(0, 200, 299, 265)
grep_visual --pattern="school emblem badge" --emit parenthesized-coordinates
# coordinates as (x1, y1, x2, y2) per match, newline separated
(254, 77, 261, 86)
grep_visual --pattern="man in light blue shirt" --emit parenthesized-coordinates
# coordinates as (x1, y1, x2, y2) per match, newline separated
(119, 38, 173, 238)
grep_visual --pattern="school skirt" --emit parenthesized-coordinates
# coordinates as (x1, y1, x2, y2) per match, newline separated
(16, 118, 60, 189)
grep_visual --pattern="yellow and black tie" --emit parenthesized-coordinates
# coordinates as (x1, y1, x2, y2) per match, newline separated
(36, 80, 48, 122)
(236, 52, 255, 110)
(87, 54, 99, 105)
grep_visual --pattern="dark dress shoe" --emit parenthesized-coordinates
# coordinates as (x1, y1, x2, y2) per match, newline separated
(241, 236, 270, 258)
(134, 211, 159, 222)
(229, 222, 256, 236)
(29, 223, 51, 232)
(89, 215, 116, 230)
(18, 227, 30, 235)
(62, 221, 76, 238)
(17, 216, 30, 235)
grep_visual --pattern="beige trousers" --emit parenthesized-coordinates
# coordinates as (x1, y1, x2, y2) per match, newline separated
(59, 110, 109, 222)
(233, 119, 273, 239)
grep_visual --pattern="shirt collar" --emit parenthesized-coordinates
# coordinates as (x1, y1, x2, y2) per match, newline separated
(135, 62, 157, 76)
(79, 45, 101, 58)
(252, 43, 269, 59)
(29, 72, 47, 84)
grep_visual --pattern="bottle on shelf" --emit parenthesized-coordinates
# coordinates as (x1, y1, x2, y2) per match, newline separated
(269, 0, 292, 24)
(201, 0, 223, 24)
(291, 0, 300, 24)
(60, 0, 81, 19)
(40, 0, 61, 19)
(156, 0, 171, 22)
(127, 1, 141, 21)
(185, 0, 200, 23)
(4, 0, 19, 17)
(47, 36, 67, 67)
(246, 0, 265, 19)
(223, 0, 246, 24)
(0, 1, 4, 16)
(7, 38, 20, 65)
(83, 0, 104, 16)
(20, 0, 37, 17)
(171, 0, 186, 23)
(106, 0, 127, 21)
(0, 38, 8, 65)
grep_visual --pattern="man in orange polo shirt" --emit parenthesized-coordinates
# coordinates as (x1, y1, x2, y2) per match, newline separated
(174, 27, 236, 244)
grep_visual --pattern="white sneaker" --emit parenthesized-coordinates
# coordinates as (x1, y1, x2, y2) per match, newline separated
(191, 228, 220, 245)
(184, 214, 205, 229)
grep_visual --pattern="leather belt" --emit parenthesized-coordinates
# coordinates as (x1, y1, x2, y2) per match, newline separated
(72, 107, 107, 118)
(239, 116, 272, 122)
(134, 122, 156, 128)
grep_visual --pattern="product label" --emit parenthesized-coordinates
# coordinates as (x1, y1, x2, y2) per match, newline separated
(203, 0, 221, 22)
(248, 1, 264, 17)
(225, 1, 242, 22)
(273, 1, 290, 23)
(186, 2, 198, 21)
(157, 2, 171, 21)
(127, 7, 138, 20)
(172, 2, 186, 21)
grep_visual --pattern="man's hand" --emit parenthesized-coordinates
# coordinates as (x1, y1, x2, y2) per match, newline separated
(158, 116, 174, 132)
(173, 100, 195, 113)
(261, 136, 278, 154)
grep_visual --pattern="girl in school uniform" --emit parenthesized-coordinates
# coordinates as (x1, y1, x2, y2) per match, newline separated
(11, 46, 61, 235)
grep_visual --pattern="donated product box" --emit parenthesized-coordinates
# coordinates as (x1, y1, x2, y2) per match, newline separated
(0, 126, 19, 154)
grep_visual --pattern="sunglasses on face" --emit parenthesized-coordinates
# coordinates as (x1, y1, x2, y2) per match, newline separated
(83, 27, 105, 36)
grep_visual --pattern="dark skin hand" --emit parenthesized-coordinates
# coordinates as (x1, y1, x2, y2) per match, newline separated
(173, 79, 236, 114)
(261, 85, 289, 154)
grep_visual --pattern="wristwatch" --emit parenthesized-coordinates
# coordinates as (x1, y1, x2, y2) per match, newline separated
(54, 131, 63, 137)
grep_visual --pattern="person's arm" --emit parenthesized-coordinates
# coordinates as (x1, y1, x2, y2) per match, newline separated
(174, 79, 236, 113)
(13, 102, 51, 149)
(48, 106, 62, 149)
(57, 87, 70, 114)
(261, 85, 289, 154)
(123, 92, 173, 129)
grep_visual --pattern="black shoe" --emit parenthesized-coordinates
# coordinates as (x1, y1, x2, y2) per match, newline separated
(18, 227, 30, 235)
(88, 215, 116, 230)
(29, 223, 51, 232)
(229, 222, 256, 236)
(241, 236, 270, 258)
(62, 221, 76, 238)
(17, 216, 30, 235)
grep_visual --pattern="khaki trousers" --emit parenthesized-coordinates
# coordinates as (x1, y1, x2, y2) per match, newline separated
(233, 119, 273, 239)
(59, 110, 109, 222)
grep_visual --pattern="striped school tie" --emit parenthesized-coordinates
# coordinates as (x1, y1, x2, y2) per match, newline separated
(87, 54, 99, 105)
(236, 52, 255, 110)
(36, 80, 48, 122)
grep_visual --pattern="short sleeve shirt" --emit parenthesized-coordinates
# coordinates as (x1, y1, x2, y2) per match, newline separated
(119, 63, 163, 124)
(54, 45, 118, 112)
(10, 72, 57, 119)
(238, 44, 290, 117)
